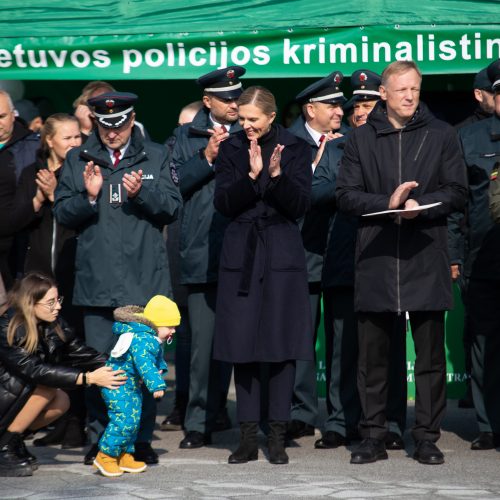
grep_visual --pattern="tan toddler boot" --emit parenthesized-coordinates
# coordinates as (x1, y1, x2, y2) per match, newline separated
(93, 451, 123, 477)
(119, 452, 147, 473)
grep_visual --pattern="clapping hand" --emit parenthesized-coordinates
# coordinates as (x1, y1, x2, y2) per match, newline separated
(269, 144, 285, 178)
(35, 169, 58, 202)
(122, 169, 143, 198)
(248, 139, 263, 180)
(83, 161, 103, 202)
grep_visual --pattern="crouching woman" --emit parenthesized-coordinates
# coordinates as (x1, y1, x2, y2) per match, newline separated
(0, 273, 126, 477)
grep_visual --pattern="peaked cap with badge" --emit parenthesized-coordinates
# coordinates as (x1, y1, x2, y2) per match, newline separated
(295, 71, 346, 105)
(344, 69, 381, 111)
(487, 58, 500, 92)
(197, 65, 246, 100)
(88, 91, 137, 129)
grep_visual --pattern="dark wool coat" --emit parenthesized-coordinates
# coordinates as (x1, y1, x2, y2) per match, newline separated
(0, 314, 106, 433)
(213, 125, 314, 363)
(336, 101, 468, 313)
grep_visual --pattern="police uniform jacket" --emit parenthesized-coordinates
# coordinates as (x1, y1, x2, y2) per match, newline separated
(313, 135, 357, 289)
(336, 101, 468, 313)
(458, 115, 500, 280)
(288, 115, 347, 284)
(171, 107, 241, 285)
(0, 314, 106, 434)
(213, 124, 313, 363)
(53, 127, 181, 307)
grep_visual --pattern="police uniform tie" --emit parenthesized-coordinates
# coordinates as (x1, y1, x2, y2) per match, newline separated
(113, 150, 121, 168)
(220, 125, 227, 133)
(319, 134, 326, 145)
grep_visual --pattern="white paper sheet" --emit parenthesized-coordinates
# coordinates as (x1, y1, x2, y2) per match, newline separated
(362, 202, 442, 217)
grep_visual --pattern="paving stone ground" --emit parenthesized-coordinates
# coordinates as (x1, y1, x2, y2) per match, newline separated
(1, 372, 499, 499)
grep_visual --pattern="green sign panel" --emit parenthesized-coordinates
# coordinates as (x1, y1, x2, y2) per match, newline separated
(0, 26, 498, 79)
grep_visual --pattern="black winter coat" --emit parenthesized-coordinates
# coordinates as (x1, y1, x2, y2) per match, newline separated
(213, 125, 313, 363)
(336, 101, 468, 313)
(0, 314, 106, 433)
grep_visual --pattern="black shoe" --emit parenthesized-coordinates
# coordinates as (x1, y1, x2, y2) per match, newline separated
(179, 431, 212, 449)
(160, 406, 184, 431)
(83, 443, 99, 465)
(314, 431, 348, 449)
(268, 421, 288, 465)
(33, 416, 67, 447)
(0, 433, 33, 477)
(350, 438, 388, 464)
(286, 420, 315, 441)
(228, 422, 258, 464)
(7, 433, 38, 470)
(133, 442, 159, 464)
(61, 416, 87, 449)
(385, 432, 405, 450)
(214, 408, 232, 432)
(413, 440, 444, 465)
(471, 432, 497, 450)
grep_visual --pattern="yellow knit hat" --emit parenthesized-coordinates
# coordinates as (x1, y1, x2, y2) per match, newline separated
(142, 295, 181, 327)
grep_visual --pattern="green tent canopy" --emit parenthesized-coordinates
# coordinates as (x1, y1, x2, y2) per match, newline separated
(0, 0, 498, 79)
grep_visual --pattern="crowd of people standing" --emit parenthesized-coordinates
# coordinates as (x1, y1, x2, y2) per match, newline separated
(0, 56, 499, 477)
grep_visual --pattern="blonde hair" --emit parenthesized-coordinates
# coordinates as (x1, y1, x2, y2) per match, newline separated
(237, 86, 277, 115)
(7, 273, 64, 354)
(381, 61, 422, 87)
(72, 81, 115, 108)
(40, 113, 80, 161)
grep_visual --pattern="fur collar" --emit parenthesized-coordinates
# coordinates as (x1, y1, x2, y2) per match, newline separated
(113, 305, 158, 334)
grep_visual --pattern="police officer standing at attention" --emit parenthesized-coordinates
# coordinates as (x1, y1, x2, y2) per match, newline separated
(312, 70, 407, 451)
(53, 92, 182, 465)
(457, 58, 500, 450)
(171, 66, 245, 449)
(286, 71, 347, 440)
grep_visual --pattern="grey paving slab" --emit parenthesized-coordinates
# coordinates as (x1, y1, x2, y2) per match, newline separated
(0, 383, 499, 499)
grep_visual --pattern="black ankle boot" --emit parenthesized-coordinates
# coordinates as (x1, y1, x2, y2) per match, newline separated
(268, 421, 289, 465)
(228, 422, 258, 464)
(33, 415, 68, 447)
(0, 432, 33, 477)
(61, 416, 87, 449)
(7, 433, 38, 470)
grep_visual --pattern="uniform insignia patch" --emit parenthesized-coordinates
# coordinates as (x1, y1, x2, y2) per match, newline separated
(170, 163, 179, 186)
(491, 169, 498, 181)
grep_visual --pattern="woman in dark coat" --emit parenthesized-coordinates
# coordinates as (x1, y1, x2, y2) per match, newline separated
(213, 86, 313, 465)
(0, 273, 125, 477)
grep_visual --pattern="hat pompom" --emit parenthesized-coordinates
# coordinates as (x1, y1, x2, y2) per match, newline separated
(143, 295, 181, 327)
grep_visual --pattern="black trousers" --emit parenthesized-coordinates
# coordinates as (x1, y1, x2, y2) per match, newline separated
(468, 278, 500, 434)
(358, 311, 446, 443)
(234, 361, 296, 422)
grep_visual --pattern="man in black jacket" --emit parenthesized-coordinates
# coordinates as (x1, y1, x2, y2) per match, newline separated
(0, 90, 39, 289)
(336, 61, 467, 465)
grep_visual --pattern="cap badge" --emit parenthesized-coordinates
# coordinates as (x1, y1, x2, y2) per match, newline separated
(227, 69, 235, 79)
(334, 73, 341, 84)
(105, 99, 115, 108)
(359, 72, 368, 82)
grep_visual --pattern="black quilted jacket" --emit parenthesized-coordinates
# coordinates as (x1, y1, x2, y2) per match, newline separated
(0, 313, 106, 433)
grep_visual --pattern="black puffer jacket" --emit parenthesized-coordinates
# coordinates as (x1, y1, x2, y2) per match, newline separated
(0, 314, 106, 433)
(336, 101, 468, 313)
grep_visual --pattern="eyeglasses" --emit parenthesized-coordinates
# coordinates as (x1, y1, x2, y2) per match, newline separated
(36, 296, 64, 311)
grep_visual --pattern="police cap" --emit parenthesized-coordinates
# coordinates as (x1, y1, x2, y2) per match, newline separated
(197, 66, 246, 100)
(88, 92, 137, 129)
(486, 58, 500, 92)
(351, 69, 381, 101)
(295, 71, 346, 105)
(473, 67, 493, 91)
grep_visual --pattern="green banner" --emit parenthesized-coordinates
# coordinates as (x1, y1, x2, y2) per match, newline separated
(0, 25, 498, 79)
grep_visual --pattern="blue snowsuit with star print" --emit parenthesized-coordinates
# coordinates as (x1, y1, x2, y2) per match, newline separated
(99, 312, 167, 458)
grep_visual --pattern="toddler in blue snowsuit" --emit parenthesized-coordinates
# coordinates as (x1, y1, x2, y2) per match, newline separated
(93, 295, 180, 477)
